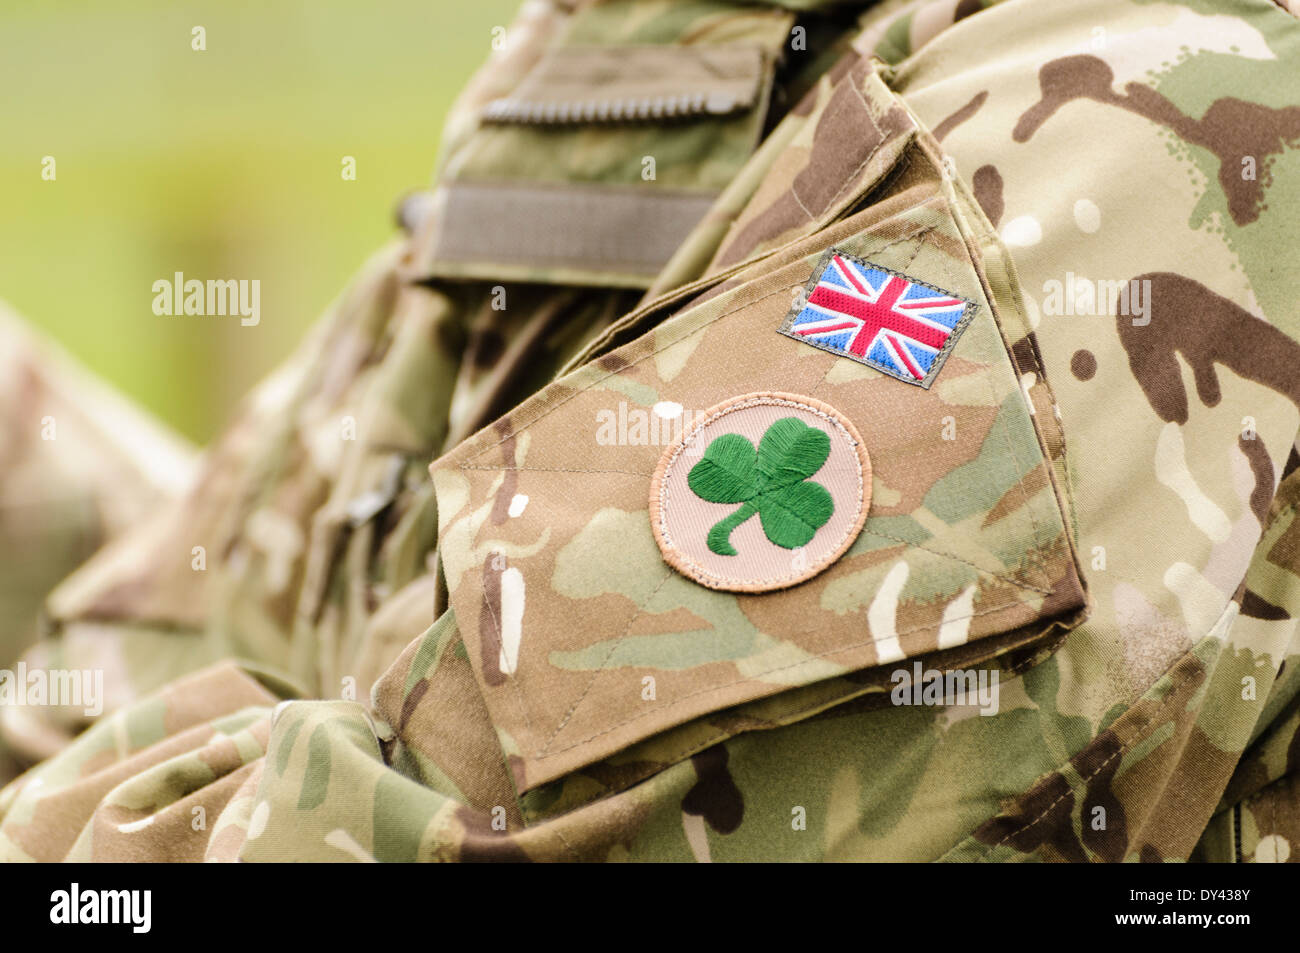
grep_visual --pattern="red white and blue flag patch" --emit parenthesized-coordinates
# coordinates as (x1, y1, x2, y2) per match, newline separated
(778, 250, 976, 388)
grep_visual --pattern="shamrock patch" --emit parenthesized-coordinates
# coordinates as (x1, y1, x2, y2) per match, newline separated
(687, 418, 834, 556)
(649, 392, 872, 593)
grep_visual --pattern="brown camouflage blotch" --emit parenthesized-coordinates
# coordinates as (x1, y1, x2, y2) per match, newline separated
(715, 61, 900, 267)
(1282, 445, 1300, 484)
(454, 805, 532, 862)
(1070, 349, 1097, 381)
(598, 352, 631, 373)
(932, 90, 988, 143)
(468, 326, 506, 370)
(1009, 331, 1046, 381)
(971, 164, 1003, 227)
(398, 677, 430, 732)
(1132, 722, 1247, 863)
(982, 464, 1049, 528)
(1267, 509, 1300, 576)
(489, 419, 518, 527)
(1119, 273, 1300, 425)
(971, 770, 1087, 861)
(7, 719, 236, 861)
(1240, 589, 1289, 621)
(1014, 55, 1300, 225)
(89, 761, 260, 862)
(1238, 433, 1276, 527)
(681, 744, 744, 835)
(508, 754, 527, 793)
(1076, 730, 1128, 863)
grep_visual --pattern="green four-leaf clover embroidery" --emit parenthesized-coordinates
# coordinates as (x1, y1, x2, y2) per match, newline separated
(687, 417, 834, 556)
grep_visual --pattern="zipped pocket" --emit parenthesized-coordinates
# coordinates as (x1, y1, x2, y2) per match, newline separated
(419, 0, 795, 290)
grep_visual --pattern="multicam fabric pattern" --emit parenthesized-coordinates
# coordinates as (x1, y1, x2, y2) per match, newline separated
(428, 109, 1089, 789)
(2, 0, 1300, 862)
(0, 305, 194, 785)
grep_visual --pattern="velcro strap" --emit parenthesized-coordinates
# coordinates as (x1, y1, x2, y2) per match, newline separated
(428, 181, 717, 287)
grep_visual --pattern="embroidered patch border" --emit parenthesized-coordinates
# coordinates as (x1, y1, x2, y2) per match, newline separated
(777, 248, 977, 389)
(649, 392, 872, 593)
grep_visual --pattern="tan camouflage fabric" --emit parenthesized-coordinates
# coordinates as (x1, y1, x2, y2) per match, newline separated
(3, 0, 1300, 862)
(0, 305, 194, 785)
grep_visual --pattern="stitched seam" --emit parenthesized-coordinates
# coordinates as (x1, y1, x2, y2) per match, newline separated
(858, 529, 1053, 594)
(979, 747, 1126, 863)
(534, 591, 1038, 759)
(758, 75, 888, 252)
(817, 79, 888, 218)
(943, 194, 1051, 589)
(656, 395, 865, 587)
(1007, 633, 1065, 676)
(972, 499, 1300, 858)
(524, 689, 849, 825)
(541, 569, 677, 753)
(1014, 324, 1073, 576)
(456, 203, 1065, 760)
(551, 825, 581, 862)
(799, 230, 1045, 583)
(460, 465, 654, 476)
(939, 165, 1056, 589)
(986, 322, 1049, 590)
(528, 635, 1060, 821)
(794, 236, 1052, 593)
(480, 559, 538, 742)
(709, 72, 918, 293)
(789, 181, 816, 222)
(463, 248, 1062, 754)
(976, 683, 1189, 861)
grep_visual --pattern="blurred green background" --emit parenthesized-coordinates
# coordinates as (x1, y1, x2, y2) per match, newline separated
(1, 0, 519, 443)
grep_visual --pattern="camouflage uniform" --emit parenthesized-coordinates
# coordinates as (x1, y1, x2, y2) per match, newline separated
(3, 0, 1300, 862)
(0, 304, 193, 785)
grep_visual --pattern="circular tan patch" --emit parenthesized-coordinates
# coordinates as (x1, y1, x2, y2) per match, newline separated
(649, 392, 871, 593)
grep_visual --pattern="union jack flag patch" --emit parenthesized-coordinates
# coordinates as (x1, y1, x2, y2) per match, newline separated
(778, 250, 976, 388)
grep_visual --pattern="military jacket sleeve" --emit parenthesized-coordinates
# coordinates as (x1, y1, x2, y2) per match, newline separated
(3, 0, 1300, 863)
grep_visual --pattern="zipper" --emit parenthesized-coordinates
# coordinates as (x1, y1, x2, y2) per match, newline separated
(482, 91, 744, 125)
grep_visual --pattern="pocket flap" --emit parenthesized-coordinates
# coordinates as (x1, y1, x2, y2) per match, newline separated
(482, 44, 766, 123)
(419, 2, 795, 289)
(429, 155, 1088, 791)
